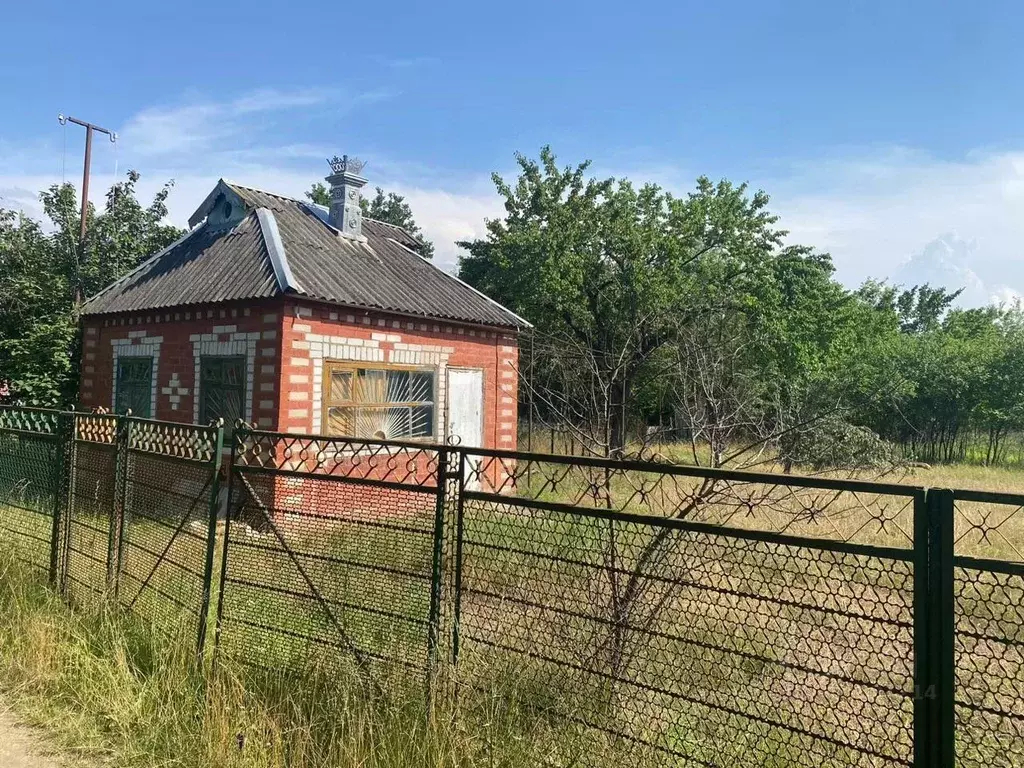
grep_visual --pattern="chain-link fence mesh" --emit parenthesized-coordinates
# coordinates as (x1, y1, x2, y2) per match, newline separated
(454, 450, 919, 767)
(65, 413, 119, 608)
(3, 407, 1024, 766)
(115, 419, 222, 646)
(0, 408, 60, 576)
(0, 408, 222, 653)
(217, 429, 447, 686)
(953, 490, 1024, 768)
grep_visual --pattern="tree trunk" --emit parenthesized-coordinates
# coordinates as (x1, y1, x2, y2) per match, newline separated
(609, 376, 632, 458)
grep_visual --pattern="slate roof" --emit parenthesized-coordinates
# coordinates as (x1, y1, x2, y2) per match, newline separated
(81, 181, 527, 329)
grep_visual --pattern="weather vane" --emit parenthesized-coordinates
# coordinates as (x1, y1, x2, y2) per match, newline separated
(328, 155, 366, 175)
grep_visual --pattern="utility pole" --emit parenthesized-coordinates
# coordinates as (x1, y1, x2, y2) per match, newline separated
(57, 114, 117, 307)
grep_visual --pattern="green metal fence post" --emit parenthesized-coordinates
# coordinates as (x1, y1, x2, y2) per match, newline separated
(915, 487, 956, 768)
(109, 415, 131, 598)
(913, 488, 933, 768)
(929, 488, 956, 768)
(114, 418, 134, 602)
(48, 411, 74, 589)
(426, 446, 448, 698)
(196, 420, 225, 660)
(451, 450, 466, 672)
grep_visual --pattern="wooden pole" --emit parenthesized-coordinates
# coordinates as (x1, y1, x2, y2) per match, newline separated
(58, 114, 116, 308)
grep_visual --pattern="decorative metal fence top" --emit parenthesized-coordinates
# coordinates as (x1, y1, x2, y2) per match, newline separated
(129, 419, 219, 463)
(234, 428, 441, 488)
(0, 408, 220, 462)
(75, 413, 118, 445)
(0, 406, 61, 435)
(462, 448, 921, 550)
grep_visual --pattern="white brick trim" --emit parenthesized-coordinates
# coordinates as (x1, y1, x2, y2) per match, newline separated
(191, 333, 258, 424)
(111, 334, 162, 416)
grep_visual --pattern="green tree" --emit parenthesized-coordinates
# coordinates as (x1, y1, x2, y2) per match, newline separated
(0, 171, 181, 405)
(305, 183, 434, 259)
(459, 147, 807, 457)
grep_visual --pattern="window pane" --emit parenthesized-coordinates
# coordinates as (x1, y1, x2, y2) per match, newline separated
(116, 357, 152, 418)
(327, 406, 353, 436)
(329, 371, 352, 403)
(411, 405, 434, 437)
(385, 370, 410, 403)
(200, 357, 245, 428)
(410, 372, 433, 403)
(356, 370, 387, 404)
(385, 406, 412, 437)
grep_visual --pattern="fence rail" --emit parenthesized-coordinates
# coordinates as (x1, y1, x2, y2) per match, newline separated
(0, 406, 1022, 766)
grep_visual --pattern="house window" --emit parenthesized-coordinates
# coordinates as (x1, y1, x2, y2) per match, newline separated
(322, 363, 435, 439)
(199, 356, 246, 431)
(115, 357, 153, 418)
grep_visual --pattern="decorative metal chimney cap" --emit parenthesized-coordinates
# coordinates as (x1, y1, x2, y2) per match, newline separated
(328, 155, 366, 176)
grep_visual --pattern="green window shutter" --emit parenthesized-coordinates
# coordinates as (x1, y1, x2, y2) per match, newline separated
(115, 357, 153, 418)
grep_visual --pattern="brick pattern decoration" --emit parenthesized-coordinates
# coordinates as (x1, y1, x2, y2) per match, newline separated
(189, 326, 259, 424)
(79, 302, 282, 427)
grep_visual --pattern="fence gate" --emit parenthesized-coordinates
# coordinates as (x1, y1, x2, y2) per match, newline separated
(63, 413, 120, 608)
(115, 418, 224, 652)
(216, 427, 450, 684)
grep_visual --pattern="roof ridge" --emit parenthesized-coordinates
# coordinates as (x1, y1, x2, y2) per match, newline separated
(255, 208, 300, 293)
(226, 181, 423, 245)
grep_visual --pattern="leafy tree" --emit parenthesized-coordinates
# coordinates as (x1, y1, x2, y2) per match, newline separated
(459, 147, 811, 457)
(0, 172, 181, 405)
(305, 182, 434, 258)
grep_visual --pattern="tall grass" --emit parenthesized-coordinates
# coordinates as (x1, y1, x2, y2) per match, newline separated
(0, 552, 566, 768)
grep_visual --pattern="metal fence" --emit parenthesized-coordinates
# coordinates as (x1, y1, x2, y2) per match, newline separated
(217, 429, 453, 681)
(1, 407, 1023, 766)
(0, 406, 223, 653)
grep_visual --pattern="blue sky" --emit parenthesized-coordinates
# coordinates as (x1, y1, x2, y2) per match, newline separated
(2, 0, 1023, 303)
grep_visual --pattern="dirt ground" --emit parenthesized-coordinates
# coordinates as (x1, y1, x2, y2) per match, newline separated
(0, 702, 85, 768)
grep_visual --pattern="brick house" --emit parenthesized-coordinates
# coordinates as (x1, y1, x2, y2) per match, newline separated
(78, 157, 526, 473)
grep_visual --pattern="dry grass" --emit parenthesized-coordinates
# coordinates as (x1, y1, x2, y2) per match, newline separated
(0, 551, 590, 768)
(2, 434, 1023, 768)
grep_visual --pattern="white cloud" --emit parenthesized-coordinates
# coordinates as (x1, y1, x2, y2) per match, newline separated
(764, 147, 1024, 303)
(118, 87, 342, 157)
(4, 91, 1024, 297)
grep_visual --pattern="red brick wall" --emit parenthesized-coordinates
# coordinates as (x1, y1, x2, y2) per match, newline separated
(276, 299, 518, 453)
(78, 299, 284, 428)
(272, 474, 433, 521)
(79, 298, 520, 516)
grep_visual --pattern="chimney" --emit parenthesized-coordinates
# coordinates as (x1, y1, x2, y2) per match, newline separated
(325, 155, 368, 240)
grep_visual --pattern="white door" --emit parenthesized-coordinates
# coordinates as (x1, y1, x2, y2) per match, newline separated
(447, 368, 484, 487)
